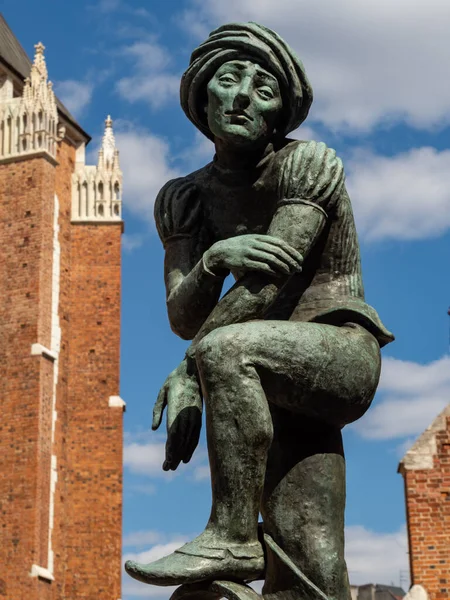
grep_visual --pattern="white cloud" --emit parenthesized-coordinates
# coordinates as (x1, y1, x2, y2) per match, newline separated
(123, 530, 164, 549)
(122, 233, 145, 253)
(122, 41, 171, 73)
(96, 0, 121, 11)
(352, 355, 450, 441)
(177, 9, 211, 40)
(115, 123, 180, 223)
(289, 125, 319, 142)
(345, 525, 409, 588)
(124, 441, 166, 476)
(127, 482, 157, 497)
(184, 0, 450, 132)
(346, 147, 450, 241)
(54, 80, 93, 117)
(192, 464, 210, 481)
(117, 73, 180, 109)
(116, 40, 180, 109)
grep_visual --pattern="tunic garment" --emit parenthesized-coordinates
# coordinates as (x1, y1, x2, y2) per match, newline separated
(154, 139, 394, 348)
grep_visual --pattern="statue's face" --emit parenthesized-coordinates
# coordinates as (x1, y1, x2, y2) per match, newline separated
(206, 60, 283, 147)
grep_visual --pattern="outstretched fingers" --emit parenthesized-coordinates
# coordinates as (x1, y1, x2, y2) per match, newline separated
(164, 406, 201, 471)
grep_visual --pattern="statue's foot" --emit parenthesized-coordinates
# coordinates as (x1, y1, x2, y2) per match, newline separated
(125, 537, 264, 587)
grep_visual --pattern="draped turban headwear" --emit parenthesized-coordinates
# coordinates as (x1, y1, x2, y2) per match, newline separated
(180, 22, 313, 140)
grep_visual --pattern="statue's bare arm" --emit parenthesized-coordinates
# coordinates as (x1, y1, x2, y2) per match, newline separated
(185, 201, 326, 359)
(164, 238, 226, 340)
(164, 231, 304, 340)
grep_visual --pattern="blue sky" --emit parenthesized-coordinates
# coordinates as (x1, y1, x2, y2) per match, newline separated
(4, 0, 450, 597)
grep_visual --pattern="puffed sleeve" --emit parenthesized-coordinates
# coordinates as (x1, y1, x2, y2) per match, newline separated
(277, 141, 345, 215)
(154, 177, 202, 248)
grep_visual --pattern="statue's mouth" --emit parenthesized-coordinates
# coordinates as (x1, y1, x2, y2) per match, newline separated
(225, 110, 253, 123)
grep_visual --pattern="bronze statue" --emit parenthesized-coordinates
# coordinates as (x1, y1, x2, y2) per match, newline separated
(126, 22, 394, 600)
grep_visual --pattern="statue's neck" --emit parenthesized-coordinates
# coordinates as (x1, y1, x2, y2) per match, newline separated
(213, 138, 274, 171)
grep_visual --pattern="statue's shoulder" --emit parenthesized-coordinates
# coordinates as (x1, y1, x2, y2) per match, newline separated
(275, 139, 345, 209)
(154, 167, 208, 245)
(278, 138, 344, 176)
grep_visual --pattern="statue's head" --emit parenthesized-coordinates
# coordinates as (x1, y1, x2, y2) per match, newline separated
(180, 23, 313, 147)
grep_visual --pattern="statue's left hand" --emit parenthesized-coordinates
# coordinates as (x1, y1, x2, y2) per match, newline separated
(152, 358, 203, 471)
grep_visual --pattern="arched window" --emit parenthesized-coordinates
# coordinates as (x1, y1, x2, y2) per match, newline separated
(0, 120, 4, 155)
(15, 117, 20, 153)
(82, 181, 88, 216)
(98, 204, 104, 216)
(114, 182, 120, 201)
(7, 116, 12, 154)
(98, 182, 104, 200)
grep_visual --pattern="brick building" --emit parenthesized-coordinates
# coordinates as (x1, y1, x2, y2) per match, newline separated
(399, 405, 450, 600)
(0, 14, 124, 600)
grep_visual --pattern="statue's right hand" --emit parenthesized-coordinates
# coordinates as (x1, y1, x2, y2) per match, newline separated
(152, 358, 203, 472)
(203, 234, 303, 277)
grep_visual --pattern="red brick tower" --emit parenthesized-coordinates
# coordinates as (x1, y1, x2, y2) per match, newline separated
(399, 405, 450, 600)
(0, 15, 124, 600)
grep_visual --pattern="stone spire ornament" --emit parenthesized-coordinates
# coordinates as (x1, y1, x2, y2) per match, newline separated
(21, 41, 56, 118)
(99, 114, 117, 169)
(72, 115, 122, 222)
(0, 39, 58, 160)
(32, 42, 48, 81)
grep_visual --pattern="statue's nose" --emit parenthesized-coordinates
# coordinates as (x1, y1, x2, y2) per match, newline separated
(233, 81, 251, 110)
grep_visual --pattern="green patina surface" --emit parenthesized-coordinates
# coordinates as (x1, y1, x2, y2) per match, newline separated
(126, 21, 393, 600)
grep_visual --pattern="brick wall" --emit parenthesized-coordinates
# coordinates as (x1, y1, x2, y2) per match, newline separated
(0, 139, 123, 600)
(401, 411, 450, 600)
(61, 222, 123, 600)
(52, 139, 75, 599)
(0, 154, 56, 599)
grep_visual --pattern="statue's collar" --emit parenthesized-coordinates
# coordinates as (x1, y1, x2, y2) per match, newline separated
(209, 144, 275, 187)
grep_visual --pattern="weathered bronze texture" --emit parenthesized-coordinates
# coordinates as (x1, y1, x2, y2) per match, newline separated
(126, 21, 394, 600)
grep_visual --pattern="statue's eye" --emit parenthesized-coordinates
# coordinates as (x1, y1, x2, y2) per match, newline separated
(257, 86, 274, 100)
(218, 74, 238, 85)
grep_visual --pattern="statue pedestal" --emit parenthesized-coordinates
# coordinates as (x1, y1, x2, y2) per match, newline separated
(170, 580, 261, 600)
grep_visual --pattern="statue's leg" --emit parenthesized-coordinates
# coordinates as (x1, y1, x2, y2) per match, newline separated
(195, 324, 275, 547)
(195, 320, 379, 599)
(262, 408, 350, 600)
(126, 320, 379, 588)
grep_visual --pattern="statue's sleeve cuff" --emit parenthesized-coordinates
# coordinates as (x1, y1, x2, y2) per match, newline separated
(277, 198, 328, 219)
